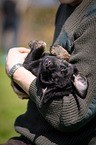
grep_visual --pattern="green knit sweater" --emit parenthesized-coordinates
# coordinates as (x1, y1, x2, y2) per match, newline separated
(15, 0, 96, 144)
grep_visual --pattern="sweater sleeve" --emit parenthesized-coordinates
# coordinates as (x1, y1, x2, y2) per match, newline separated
(29, 16, 96, 132)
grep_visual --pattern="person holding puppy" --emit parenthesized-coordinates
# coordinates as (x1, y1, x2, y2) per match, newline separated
(3, 0, 96, 144)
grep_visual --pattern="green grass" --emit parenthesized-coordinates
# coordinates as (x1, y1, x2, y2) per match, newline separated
(0, 65, 27, 143)
(0, 6, 58, 143)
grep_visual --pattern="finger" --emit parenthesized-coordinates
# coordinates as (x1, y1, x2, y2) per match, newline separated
(11, 80, 14, 87)
(18, 94, 29, 99)
(11, 81, 29, 99)
(17, 47, 31, 53)
(11, 81, 24, 94)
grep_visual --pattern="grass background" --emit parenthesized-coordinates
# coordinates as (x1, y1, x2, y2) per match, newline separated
(0, 6, 58, 143)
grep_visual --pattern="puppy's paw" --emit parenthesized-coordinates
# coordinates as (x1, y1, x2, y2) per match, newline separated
(28, 40, 47, 52)
(50, 45, 70, 61)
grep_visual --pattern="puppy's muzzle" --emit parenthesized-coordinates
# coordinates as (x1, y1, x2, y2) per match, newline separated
(45, 58, 53, 68)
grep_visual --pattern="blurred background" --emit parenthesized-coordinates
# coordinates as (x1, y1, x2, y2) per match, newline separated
(0, 0, 59, 143)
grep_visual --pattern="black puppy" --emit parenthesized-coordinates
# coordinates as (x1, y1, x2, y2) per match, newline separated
(14, 40, 88, 108)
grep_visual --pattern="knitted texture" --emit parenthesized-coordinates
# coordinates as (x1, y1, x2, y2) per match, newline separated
(15, 0, 96, 144)
(52, 0, 96, 129)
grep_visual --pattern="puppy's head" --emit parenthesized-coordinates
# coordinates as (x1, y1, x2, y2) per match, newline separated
(39, 55, 75, 87)
(38, 55, 88, 104)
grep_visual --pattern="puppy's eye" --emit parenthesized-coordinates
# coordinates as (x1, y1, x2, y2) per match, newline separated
(54, 77, 58, 82)
(60, 66, 66, 72)
(60, 64, 66, 68)
(61, 70, 65, 75)
(51, 77, 58, 82)
(61, 67, 65, 72)
(48, 61, 52, 65)
(61, 67, 67, 75)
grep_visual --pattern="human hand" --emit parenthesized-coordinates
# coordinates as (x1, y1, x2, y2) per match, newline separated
(6, 47, 30, 75)
(11, 80, 29, 99)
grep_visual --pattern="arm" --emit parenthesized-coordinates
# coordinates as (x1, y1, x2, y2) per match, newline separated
(6, 47, 36, 96)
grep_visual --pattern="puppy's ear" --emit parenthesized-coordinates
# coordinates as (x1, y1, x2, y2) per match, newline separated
(72, 73, 88, 98)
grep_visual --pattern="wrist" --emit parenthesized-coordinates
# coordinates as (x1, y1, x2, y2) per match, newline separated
(8, 63, 23, 79)
(13, 67, 36, 95)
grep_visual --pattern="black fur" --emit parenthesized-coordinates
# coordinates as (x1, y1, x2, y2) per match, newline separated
(14, 41, 88, 108)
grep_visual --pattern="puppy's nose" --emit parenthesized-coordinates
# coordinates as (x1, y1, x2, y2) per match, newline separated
(45, 60, 53, 67)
